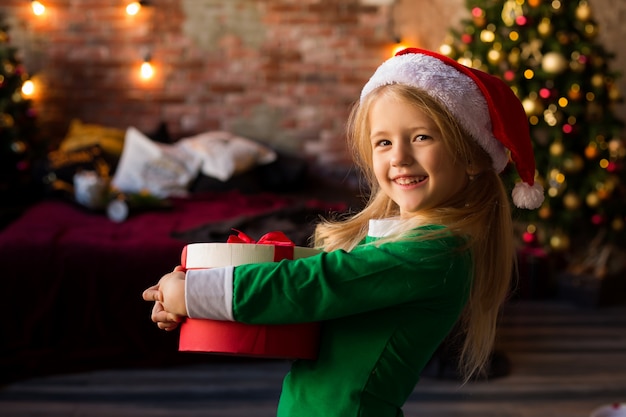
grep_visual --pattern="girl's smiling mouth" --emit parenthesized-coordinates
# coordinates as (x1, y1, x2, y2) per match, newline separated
(392, 175, 427, 186)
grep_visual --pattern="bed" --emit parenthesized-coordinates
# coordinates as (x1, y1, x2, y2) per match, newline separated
(0, 187, 353, 383)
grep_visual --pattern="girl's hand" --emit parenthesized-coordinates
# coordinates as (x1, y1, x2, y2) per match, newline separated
(142, 266, 188, 331)
(150, 299, 183, 331)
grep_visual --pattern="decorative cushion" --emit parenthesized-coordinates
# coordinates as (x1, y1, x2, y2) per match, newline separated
(177, 131, 277, 182)
(111, 127, 201, 198)
(40, 144, 117, 203)
(59, 119, 126, 157)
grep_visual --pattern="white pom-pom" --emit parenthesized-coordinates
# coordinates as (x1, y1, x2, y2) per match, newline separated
(511, 182, 544, 210)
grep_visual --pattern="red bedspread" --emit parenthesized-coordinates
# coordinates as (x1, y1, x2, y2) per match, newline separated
(0, 191, 293, 382)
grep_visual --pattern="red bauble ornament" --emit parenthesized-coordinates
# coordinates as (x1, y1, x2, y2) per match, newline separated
(606, 161, 618, 173)
(591, 214, 605, 225)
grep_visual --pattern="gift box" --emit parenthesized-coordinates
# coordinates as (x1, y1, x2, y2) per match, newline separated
(178, 231, 321, 360)
(557, 243, 626, 308)
(557, 272, 626, 308)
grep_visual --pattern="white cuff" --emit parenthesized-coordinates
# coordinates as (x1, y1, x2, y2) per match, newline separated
(185, 266, 234, 321)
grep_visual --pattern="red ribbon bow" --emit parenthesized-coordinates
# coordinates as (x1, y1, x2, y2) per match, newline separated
(227, 229, 295, 261)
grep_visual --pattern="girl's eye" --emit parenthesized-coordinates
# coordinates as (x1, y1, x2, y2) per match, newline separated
(413, 134, 431, 142)
(376, 139, 391, 147)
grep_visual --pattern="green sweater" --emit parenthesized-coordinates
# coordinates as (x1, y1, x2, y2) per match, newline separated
(224, 221, 472, 417)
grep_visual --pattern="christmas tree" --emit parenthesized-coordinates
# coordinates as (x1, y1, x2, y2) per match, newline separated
(439, 0, 625, 256)
(0, 13, 40, 209)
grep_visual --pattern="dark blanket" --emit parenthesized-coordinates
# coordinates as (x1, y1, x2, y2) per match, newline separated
(0, 190, 341, 382)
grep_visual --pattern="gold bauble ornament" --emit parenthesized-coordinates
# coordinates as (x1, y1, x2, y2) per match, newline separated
(591, 55, 605, 68)
(528, 0, 541, 7)
(457, 57, 473, 67)
(522, 96, 543, 116)
(542, 52, 568, 74)
(563, 192, 581, 210)
(563, 154, 584, 173)
(550, 141, 565, 156)
(538, 18, 552, 37)
(576, 1, 592, 21)
(480, 29, 496, 43)
(586, 191, 600, 207)
(550, 232, 570, 251)
(584, 23, 598, 38)
(569, 58, 586, 72)
(585, 143, 599, 159)
(538, 205, 552, 219)
(608, 138, 625, 157)
(612, 217, 625, 232)
(609, 84, 621, 101)
(3, 61, 15, 75)
(1, 113, 14, 128)
(556, 31, 570, 45)
(473, 15, 486, 27)
(567, 82, 581, 99)
(508, 48, 521, 66)
(487, 49, 503, 65)
(603, 176, 617, 193)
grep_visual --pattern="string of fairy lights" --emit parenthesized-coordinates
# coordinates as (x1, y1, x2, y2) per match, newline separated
(25, 0, 155, 99)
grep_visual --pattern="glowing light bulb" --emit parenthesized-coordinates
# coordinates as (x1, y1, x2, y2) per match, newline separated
(22, 80, 35, 96)
(140, 60, 154, 79)
(391, 42, 409, 57)
(31, 1, 45, 16)
(126, 2, 141, 16)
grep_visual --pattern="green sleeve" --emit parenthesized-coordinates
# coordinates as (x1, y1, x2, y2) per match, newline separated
(231, 234, 472, 324)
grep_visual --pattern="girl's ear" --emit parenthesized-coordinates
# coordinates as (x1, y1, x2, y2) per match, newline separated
(466, 162, 481, 177)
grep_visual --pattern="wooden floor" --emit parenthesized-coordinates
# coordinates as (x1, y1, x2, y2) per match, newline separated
(1, 299, 625, 417)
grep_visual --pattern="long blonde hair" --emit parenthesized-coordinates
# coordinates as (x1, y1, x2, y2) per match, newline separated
(314, 84, 515, 381)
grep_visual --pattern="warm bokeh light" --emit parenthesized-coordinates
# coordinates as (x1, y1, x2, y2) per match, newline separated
(391, 42, 410, 57)
(21, 80, 35, 96)
(31, 0, 45, 16)
(140, 60, 154, 79)
(126, 2, 141, 16)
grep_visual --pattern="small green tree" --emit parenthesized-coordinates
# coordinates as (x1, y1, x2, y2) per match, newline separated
(0, 13, 40, 205)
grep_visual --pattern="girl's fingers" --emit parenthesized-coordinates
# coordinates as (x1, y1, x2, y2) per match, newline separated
(157, 321, 180, 331)
(142, 285, 160, 302)
(151, 301, 183, 329)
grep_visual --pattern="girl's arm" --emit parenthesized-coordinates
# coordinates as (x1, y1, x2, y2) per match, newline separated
(186, 236, 471, 325)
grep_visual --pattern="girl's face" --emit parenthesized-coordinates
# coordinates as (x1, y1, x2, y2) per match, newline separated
(369, 93, 470, 217)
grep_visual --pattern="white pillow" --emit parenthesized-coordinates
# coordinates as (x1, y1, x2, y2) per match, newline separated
(178, 131, 277, 182)
(112, 127, 201, 198)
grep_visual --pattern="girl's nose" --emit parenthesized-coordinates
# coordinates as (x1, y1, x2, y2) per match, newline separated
(391, 144, 413, 167)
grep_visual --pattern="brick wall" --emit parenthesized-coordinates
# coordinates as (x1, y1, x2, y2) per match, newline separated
(1, 0, 625, 176)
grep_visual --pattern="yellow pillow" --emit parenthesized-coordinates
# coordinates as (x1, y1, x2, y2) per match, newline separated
(59, 119, 125, 157)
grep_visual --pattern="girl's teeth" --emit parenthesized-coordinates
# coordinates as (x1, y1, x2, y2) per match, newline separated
(396, 177, 423, 185)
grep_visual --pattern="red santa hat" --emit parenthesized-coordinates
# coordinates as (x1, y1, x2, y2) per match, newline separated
(360, 47, 544, 210)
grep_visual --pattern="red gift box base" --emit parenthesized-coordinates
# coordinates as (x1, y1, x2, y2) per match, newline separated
(179, 318, 320, 360)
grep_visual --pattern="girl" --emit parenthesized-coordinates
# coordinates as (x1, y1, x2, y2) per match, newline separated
(143, 47, 544, 417)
